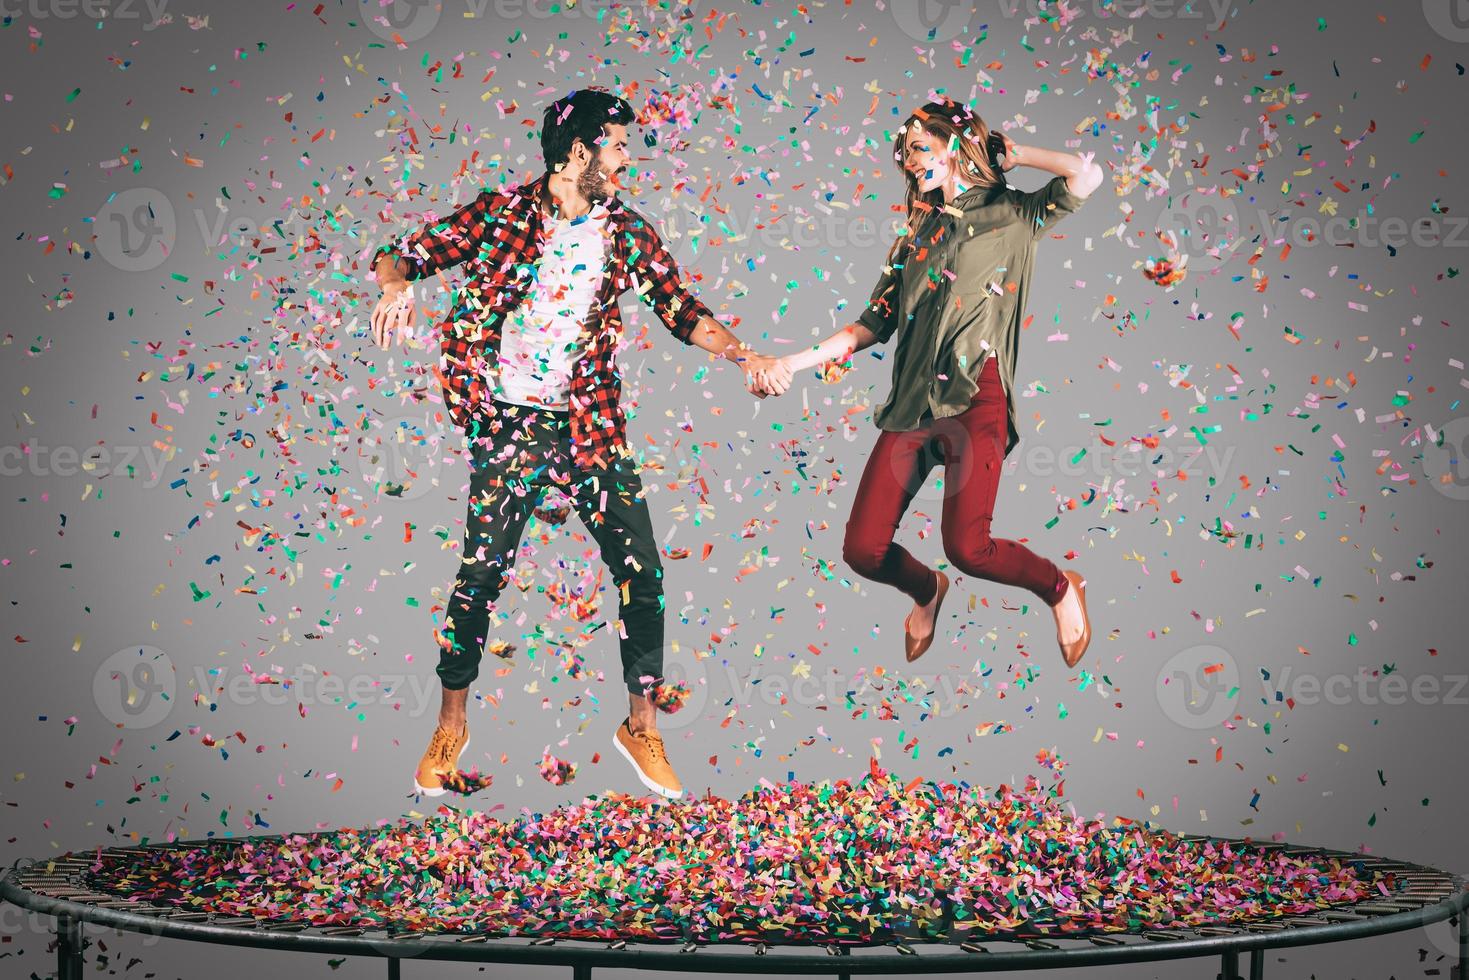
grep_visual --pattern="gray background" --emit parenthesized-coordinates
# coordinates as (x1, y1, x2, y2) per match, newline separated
(2, 0, 1467, 977)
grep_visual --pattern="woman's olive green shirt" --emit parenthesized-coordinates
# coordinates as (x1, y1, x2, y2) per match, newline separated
(856, 174, 1087, 458)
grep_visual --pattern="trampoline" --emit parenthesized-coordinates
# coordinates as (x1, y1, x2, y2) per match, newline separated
(3, 773, 1466, 980)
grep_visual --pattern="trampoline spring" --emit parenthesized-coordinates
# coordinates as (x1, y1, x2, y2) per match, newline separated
(26, 879, 83, 890)
(680, 941, 699, 953)
(1242, 923, 1287, 933)
(959, 942, 988, 953)
(607, 939, 628, 950)
(1023, 939, 1060, 951)
(754, 942, 768, 956)
(1142, 931, 1188, 942)
(825, 945, 843, 956)
(260, 922, 309, 932)
(316, 927, 365, 937)
(456, 935, 489, 944)
(894, 942, 916, 955)
(1321, 911, 1368, 922)
(1088, 935, 1127, 946)
(531, 937, 557, 946)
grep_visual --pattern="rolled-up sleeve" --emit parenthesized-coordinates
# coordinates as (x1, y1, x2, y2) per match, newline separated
(856, 248, 907, 345)
(1018, 174, 1086, 237)
(373, 189, 495, 282)
(626, 213, 713, 345)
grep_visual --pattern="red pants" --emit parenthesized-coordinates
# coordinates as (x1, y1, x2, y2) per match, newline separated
(843, 356, 1069, 607)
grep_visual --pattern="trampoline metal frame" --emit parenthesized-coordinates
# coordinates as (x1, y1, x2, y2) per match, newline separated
(2, 834, 1465, 980)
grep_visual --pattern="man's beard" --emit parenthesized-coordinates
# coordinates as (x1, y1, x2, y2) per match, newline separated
(577, 164, 618, 203)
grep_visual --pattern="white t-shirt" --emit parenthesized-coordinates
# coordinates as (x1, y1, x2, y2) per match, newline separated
(491, 202, 610, 411)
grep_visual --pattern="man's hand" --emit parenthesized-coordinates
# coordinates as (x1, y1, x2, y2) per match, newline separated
(371, 283, 416, 349)
(742, 353, 792, 398)
(761, 356, 793, 396)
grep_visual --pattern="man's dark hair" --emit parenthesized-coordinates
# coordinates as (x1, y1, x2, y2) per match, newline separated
(541, 89, 636, 171)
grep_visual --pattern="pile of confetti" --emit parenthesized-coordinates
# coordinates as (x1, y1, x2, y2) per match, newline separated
(82, 769, 1381, 944)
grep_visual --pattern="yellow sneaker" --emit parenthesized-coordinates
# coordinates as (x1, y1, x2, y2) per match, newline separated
(612, 718, 683, 800)
(413, 721, 470, 797)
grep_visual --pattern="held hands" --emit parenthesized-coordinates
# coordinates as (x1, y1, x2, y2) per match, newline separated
(370, 283, 416, 348)
(739, 352, 793, 399)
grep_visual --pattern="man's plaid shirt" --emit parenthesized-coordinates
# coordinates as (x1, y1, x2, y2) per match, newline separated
(373, 172, 714, 469)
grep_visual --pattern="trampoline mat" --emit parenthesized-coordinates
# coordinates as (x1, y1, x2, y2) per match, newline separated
(72, 771, 1395, 946)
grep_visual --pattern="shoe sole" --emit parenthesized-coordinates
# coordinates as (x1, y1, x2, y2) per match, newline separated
(413, 732, 471, 797)
(613, 733, 683, 800)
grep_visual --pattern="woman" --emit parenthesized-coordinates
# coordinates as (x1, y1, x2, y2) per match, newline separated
(757, 99, 1102, 667)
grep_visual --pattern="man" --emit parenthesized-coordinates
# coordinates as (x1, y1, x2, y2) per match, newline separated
(370, 88, 792, 801)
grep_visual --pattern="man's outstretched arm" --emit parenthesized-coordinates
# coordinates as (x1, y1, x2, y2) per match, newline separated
(684, 314, 791, 396)
(369, 189, 496, 348)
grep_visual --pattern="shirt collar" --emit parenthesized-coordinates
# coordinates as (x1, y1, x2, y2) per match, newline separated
(951, 179, 1006, 209)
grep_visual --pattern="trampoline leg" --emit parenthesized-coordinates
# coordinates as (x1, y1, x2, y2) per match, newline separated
(573, 967, 592, 980)
(1249, 947, 1264, 980)
(1219, 948, 1242, 980)
(1456, 912, 1466, 980)
(56, 914, 83, 980)
(386, 957, 400, 980)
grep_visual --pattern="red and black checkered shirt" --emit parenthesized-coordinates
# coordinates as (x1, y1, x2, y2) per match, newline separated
(373, 172, 715, 469)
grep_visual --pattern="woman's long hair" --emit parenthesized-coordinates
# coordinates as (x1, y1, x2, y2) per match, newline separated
(883, 99, 1005, 266)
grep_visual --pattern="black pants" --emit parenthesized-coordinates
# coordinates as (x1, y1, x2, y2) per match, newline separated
(436, 402, 666, 696)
